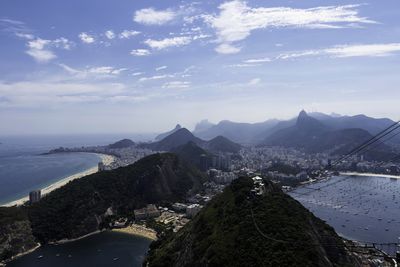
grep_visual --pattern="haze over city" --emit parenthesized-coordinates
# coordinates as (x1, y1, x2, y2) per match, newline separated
(1, 0, 399, 134)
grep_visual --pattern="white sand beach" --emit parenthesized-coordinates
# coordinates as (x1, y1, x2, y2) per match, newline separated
(2, 154, 115, 207)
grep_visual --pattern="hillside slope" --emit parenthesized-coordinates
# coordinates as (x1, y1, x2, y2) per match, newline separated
(145, 128, 241, 154)
(28, 153, 205, 243)
(264, 111, 376, 153)
(145, 177, 358, 267)
(155, 124, 183, 141)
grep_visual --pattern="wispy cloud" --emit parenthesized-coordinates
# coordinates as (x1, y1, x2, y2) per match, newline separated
(26, 38, 73, 63)
(156, 66, 167, 71)
(162, 81, 191, 89)
(244, 57, 271, 63)
(134, 8, 176, 25)
(105, 30, 115, 39)
(130, 49, 151, 56)
(119, 30, 140, 39)
(278, 43, 400, 59)
(132, 72, 144, 76)
(205, 1, 376, 54)
(59, 64, 127, 79)
(215, 43, 241, 54)
(139, 74, 174, 82)
(240, 43, 400, 65)
(144, 36, 192, 50)
(79, 32, 95, 44)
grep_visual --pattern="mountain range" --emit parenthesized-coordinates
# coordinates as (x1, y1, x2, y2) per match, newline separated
(143, 128, 241, 154)
(190, 111, 398, 145)
(151, 111, 397, 158)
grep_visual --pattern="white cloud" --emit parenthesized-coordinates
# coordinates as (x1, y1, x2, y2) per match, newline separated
(134, 8, 176, 25)
(139, 74, 174, 82)
(130, 49, 151, 56)
(15, 32, 34, 40)
(162, 81, 191, 89)
(25, 37, 73, 63)
(248, 78, 261, 85)
(132, 72, 144, 76)
(215, 43, 240, 54)
(156, 66, 167, 71)
(88, 66, 127, 75)
(205, 1, 375, 53)
(144, 36, 192, 50)
(119, 30, 140, 39)
(244, 57, 271, 63)
(79, 32, 95, 44)
(52, 37, 74, 50)
(324, 43, 400, 58)
(105, 30, 115, 39)
(26, 49, 56, 63)
(228, 63, 259, 68)
(278, 43, 400, 59)
(59, 64, 127, 79)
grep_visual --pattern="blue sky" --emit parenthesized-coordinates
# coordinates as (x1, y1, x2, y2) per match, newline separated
(0, 0, 399, 135)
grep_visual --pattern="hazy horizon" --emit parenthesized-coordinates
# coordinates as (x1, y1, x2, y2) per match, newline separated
(1, 0, 399, 135)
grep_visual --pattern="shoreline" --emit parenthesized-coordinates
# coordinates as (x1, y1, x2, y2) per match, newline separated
(112, 224, 157, 241)
(340, 172, 400, 179)
(1, 243, 41, 266)
(2, 153, 115, 207)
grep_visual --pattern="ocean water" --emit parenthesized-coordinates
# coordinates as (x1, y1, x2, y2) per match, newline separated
(290, 175, 400, 255)
(0, 134, 152, 205)
(7, 231, 152, 267)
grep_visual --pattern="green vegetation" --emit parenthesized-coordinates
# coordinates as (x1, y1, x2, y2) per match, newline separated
(145, 177, 357, 267)
(0, 207, 37, 263)
(27, 153, 205, 243)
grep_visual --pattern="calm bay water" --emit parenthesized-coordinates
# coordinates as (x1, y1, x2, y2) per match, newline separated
(0, 134, 152, 205)
(290, 175, 400, 255)
(7, 231, 152, 267)
(0, 152, 102, 205)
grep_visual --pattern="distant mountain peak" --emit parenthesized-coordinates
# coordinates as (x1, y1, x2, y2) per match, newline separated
(155, 124, 184, 141)
(298, 109, 308, 118)
(193, 119, 214, 133)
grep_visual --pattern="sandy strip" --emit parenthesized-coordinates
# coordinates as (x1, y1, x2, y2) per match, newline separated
(2, 153, 115, 207)
(1, 243, 41, 265)
(340, 172, 400, 179)
(112, 224, 157, 240)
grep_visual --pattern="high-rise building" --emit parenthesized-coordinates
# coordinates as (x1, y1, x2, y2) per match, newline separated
(29, 190, 41, 204)
(98, 162, 106, 172)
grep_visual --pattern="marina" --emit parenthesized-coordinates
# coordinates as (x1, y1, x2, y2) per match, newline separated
(290, 174, 400, 255)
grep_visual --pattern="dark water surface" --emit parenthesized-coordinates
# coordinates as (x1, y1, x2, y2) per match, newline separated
(7, 231, 152, 267)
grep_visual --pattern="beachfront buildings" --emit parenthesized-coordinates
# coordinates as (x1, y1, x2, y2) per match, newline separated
(134, 204, 161, 221)
(29, 190, 41, 204)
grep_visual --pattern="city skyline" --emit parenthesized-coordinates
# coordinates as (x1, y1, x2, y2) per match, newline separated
(1, 0, 399, 134)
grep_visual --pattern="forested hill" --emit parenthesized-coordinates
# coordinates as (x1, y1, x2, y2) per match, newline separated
(28, 153, 205, 243)
(145, 177, 359, 267)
